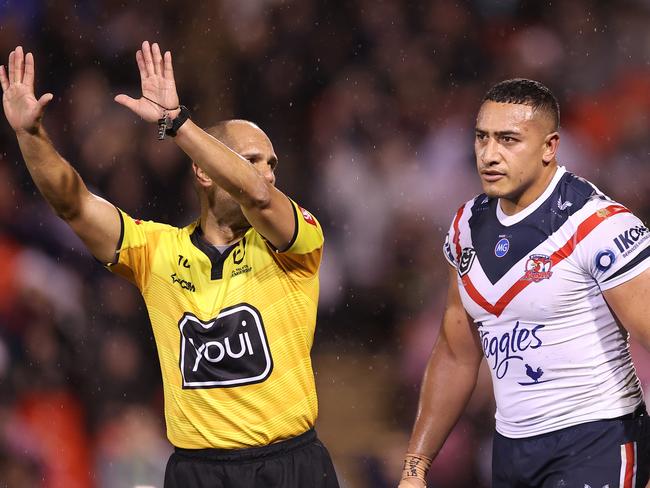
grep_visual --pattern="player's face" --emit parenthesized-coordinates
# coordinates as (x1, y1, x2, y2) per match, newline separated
(474, 101, 558, 210)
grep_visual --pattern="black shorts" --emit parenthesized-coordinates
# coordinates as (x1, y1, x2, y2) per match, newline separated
(492, 404, 650, 488)
(164, 428, 340, 488)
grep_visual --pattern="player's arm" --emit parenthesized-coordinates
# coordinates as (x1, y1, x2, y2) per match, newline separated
(115, 41, 294, 250)
(1, 46, 120, 263)
(603, 267, 650, 351)
(398, 265, 483, 488)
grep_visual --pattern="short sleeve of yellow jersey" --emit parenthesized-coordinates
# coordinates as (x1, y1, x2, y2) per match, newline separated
(271, 199, 324, 277)
(105, 208, 169, 290)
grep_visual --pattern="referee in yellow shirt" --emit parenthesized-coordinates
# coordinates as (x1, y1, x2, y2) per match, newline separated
(1, 42, 339, 488)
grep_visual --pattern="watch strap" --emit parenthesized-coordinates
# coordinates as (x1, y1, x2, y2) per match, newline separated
(165, 105, 190, 137)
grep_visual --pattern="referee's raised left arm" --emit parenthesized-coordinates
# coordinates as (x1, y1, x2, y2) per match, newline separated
(0, 46, 122, 264)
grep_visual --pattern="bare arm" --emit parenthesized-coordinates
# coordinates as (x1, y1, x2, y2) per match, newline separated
(399, 265, 484, 487)
(1, 46, 120, 263)
(174, 121, 294, 249)
(115, 41, 294, 250)
(603, 267, 650, 350)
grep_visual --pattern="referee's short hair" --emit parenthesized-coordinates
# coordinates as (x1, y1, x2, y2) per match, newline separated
(483, 78, 560, 131)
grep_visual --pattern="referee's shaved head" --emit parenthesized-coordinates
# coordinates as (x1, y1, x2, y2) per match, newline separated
(206, 119, 267, 151)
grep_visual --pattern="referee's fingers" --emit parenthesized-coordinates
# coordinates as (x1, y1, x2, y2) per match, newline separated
(0, 65, 8, 91)
(114, 94, 139, 112)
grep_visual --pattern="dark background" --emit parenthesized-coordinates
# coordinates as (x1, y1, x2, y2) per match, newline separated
(1, 1, 650, 487)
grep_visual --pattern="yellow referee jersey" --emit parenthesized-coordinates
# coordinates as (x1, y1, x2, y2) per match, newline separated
(106, 199, 323, 449)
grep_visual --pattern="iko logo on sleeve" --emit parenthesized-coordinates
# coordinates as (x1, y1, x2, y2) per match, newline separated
(178, 304, 273, 389)
(612, 225, 650, 257)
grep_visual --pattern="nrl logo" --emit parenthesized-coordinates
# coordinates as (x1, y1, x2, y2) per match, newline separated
(596, 208, 610, 218)
(458, 247, 477, 277)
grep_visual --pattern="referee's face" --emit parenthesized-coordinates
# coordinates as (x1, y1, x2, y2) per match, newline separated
(202, 121, 279, 224)
(226, 122, 278, 187)
(474, 101, 559, 213)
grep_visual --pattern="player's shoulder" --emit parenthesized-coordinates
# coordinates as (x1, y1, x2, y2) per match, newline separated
(450, 192, 496, 230)
(557, 170, 608, 213)
(558, 171, 628, 221)
(451, 193, 491, 219)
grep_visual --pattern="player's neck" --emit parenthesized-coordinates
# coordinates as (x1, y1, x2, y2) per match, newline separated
(500, 163, 558, 216)
(199, 210, 250, 246)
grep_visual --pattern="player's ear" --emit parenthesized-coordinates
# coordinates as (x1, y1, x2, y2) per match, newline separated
(542, 131, 559, 164)
(192, 162, 212, 187)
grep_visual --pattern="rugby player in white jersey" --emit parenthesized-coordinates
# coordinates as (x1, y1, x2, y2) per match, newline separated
(399, 79, 650, 488)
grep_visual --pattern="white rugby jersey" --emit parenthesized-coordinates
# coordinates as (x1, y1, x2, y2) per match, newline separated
(444, 166, 650, 438)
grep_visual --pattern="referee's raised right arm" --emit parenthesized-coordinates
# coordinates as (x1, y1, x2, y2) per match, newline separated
(0, 46, 121, 264)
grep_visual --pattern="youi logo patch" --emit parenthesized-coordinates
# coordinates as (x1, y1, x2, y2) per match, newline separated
(178, 304, 273, 389)
(494, 237, 510, 258)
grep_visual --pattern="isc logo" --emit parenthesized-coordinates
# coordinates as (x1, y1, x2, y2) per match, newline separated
(178, 304, 273, 389)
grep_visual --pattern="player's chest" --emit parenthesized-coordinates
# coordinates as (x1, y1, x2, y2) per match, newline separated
(456, 226, 590, 322)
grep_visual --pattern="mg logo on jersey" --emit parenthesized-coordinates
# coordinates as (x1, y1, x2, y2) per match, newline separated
(523, 254, 553, 282)
(458, 247, 477, 277)
(178, 304, 273, 388)
(494, 237, 510, 258)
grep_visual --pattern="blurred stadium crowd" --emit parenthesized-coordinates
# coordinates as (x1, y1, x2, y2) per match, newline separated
(1, 1, 650, 487)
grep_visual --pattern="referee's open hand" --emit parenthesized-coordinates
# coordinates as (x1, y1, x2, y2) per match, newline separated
(115, 40, 180, 123)
(0, 46, 53, 135)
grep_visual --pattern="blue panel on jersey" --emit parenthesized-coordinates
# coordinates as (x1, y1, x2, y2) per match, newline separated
(468, 172, 597, 284)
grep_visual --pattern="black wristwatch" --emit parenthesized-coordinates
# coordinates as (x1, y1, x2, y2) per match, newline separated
(165, 105, 191, 137)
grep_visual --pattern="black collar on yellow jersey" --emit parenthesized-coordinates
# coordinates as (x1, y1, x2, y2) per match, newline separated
(189, 226, 245, 280)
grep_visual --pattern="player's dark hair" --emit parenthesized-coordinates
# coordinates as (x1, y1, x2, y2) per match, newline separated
(483, 78, 560, 130)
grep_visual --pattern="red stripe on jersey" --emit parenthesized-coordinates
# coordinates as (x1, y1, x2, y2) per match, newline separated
(460, 204, 630, 317)
(452, 204, 465, 261)
(623, 442, 635, 488)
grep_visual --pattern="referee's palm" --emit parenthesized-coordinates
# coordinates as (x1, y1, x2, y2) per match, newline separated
(115, 40, 179, 123)
(0, 46, 53, 134)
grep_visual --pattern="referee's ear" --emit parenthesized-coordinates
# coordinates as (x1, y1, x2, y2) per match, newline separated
(192, 162, 213, 187)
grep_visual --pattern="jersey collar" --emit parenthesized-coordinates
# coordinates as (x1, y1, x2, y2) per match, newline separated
(496, 166, 566, 227)
(190, 225, 243, 280)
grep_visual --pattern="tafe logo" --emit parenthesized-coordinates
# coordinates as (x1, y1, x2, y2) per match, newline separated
(178, 304, 273, 388)
(523, 254, 553, 282)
